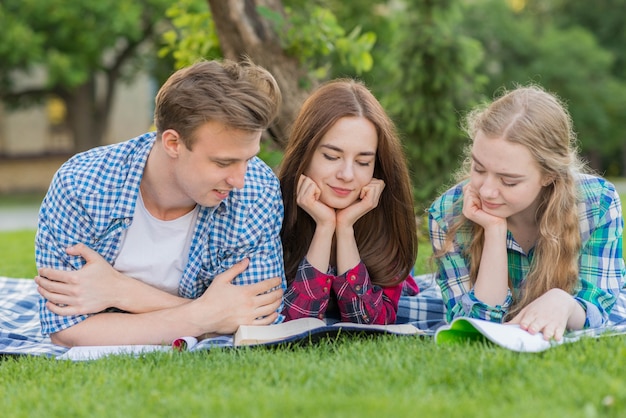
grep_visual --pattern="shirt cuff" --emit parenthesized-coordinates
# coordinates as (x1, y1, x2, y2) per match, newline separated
(460, 288, 513, 322)
(575, 297, 599, 328)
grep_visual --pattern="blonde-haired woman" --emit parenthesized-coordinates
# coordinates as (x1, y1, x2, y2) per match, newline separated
(430, 85, 625, 340)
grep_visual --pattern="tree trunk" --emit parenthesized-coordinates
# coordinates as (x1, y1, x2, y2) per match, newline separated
(62, 79, 105, 152)
(207, 0, 310, 147)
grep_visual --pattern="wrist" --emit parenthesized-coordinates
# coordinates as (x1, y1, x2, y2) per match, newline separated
(335, 224, 355, 238)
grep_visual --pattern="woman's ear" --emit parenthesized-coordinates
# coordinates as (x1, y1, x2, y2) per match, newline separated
(541, 176, 555, 187)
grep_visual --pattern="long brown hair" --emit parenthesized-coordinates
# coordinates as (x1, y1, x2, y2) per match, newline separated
(279, 79, 417, 287)
(440, 85, 584, 318)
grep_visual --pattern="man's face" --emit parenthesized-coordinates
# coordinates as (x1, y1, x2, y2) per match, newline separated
(171, 120, 261, 208)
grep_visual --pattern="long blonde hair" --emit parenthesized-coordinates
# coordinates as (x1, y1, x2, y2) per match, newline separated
(441, 85, 585, 318)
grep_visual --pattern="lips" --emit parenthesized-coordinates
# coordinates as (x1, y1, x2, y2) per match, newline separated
(214, 189, 231, 199)
(481, 200, 503, 210)
(329, 186, 353, 197)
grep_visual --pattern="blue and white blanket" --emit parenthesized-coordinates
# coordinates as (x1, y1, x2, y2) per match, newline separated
(1, 276, 624, 359)
(0, 277, 68, 357)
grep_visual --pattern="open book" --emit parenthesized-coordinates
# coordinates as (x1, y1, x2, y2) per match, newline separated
(435, 317, 626, 353)
(232, 316, 422, 346)
(57, 317, 423, 361)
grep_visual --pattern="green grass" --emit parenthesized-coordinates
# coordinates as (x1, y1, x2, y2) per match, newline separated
(0, 230, 38, 278)
(1, 195, 625, 418)
(2, 329, 626, 417)
(0, 191, 45, 207)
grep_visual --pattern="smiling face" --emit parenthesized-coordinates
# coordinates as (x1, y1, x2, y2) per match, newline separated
(170, 120, 261, 208)
(304, 116, 378, 209)
(469, 130, 549, 224)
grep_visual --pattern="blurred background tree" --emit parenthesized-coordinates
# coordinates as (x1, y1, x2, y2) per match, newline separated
(0, 0, 172, 152)
(460, 0, 626, 178)
(1, 0, 625, 208)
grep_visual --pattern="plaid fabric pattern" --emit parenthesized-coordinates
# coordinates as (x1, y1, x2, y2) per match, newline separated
(282, 259, 409, 325)
(429, 174, 626, 328)
(396, 273, 447, 333)
(0, 277, 68, 357)
(36, 132, 286, 335)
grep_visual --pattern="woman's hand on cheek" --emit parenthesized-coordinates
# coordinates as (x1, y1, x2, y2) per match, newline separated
(296, 174, 336, 227)
(462, 183, 506, 229)
(336, 178, 385, 228)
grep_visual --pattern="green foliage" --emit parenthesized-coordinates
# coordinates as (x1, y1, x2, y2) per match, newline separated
(161, 1, 376, 84)
(460, 0, 626, 174)
(158, 0, 221, 69)
(384, 0, 486, 211)
(0, 0, 171, 94)
(277, 4, 376, 78)
(0, 5, 43, 84)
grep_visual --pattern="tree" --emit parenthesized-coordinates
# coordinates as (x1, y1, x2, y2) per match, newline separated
(384, 0, 485, 210)
(205, 0, 308, 146)
(158, 0, 375, 148)
(460, 0, 626, 174)
(0, 0, 172, 152)
(546, 0, 626, 175)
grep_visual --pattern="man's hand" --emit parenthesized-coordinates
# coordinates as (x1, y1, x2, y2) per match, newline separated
(36, 243, 190, 316)
(36, 243, 124, 316)
(190, 258, 283, 335)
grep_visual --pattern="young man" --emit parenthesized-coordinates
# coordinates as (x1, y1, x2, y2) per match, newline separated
(34, 59, 285, 347)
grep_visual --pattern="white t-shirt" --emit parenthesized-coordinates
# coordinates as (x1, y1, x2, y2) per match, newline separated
(113, 193, 199, 295)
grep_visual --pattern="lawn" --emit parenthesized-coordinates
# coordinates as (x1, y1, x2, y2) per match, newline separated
(0, 194, 625, 417)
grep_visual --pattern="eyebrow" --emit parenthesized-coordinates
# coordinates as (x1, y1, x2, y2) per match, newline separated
(320, 144, 376, 157)
(471, 153, 525, 178)
(211, 148, 261, 164)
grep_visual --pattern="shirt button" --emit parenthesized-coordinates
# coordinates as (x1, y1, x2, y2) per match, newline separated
(349, 275, 356, 281)
(323, 287, 328, 293)
(318, 313, 324, 320)
(326, 278, 331, 283)
(355, 285, 362, 292)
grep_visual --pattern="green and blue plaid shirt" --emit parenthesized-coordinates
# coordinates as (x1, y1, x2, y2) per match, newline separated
(429, 174, 625, 328)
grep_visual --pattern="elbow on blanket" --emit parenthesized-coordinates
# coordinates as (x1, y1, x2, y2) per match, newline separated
(50, 329, 77, 348)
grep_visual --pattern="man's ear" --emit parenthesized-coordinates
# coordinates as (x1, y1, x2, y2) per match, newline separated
(161, 129, 182, 158)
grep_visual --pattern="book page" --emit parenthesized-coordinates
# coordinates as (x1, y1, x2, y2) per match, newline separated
(234, 317, 327, 346)
(436, 317, 562, 352)
(333, 322, 422, 335)
(467, 319, 555, 352)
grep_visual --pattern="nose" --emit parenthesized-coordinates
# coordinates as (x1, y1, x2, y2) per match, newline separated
(226, 161, 247, 189)
(336, 161, 354, 181)
(478, 175, 499, 199)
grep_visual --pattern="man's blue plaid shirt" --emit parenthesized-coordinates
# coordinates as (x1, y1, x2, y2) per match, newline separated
(36, 132, 286, 335)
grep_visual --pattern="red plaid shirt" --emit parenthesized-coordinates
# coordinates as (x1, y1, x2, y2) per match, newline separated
(282, 258, 419, 325)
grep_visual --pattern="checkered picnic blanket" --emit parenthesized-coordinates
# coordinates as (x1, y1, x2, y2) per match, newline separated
(0, 277, 68, 357)
(1, 275, 624, 358)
